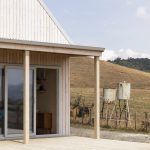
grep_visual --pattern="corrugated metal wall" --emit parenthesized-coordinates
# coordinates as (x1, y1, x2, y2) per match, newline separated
(0, 49, 70, 136)
(0, 0, 70, 44)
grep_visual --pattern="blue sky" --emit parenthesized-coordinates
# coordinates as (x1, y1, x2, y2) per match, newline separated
(44, 0, 150, 60)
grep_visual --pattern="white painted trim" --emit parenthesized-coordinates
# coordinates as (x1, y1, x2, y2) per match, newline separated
(56, 69, 60, 134)
(4, 66, 7, 137)
(0, 38, 104, 57)
(35, 66, 60, 135)
(94, 56, 100, 139)
(33, 133, 61, 138)
(33, 68, 37, 135)
(0, 134, 62, 141)
(3, 65, 36, 138)
(58, 66, 63, 136)
(33, 65, 61, 69)
(23, 51, 30, 144)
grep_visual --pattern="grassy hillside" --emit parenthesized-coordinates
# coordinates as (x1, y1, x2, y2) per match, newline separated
(70, 57, 150, 89)
(70, 57, 150, 129)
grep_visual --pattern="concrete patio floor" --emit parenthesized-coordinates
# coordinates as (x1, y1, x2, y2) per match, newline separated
(0, 137, 150, 150)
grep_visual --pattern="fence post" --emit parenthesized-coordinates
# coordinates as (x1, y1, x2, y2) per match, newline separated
(148, 113, 149, 132)
(107, 110, 109, 127)
(144, 112, 148, 132)
(134, 112, 137, 130)
(115, 110, 118, 128)
(82, 108, 84, 125)
(125, 112, 128, 129)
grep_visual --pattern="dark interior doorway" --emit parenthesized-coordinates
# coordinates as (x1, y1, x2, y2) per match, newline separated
(36, 68, 57, 135)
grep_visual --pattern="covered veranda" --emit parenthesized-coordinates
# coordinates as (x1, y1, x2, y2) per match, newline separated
(0, 39, 104, 144)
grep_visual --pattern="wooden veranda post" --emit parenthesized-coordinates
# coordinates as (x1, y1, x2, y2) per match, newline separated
(94, 56, 100, 139)
(23, 51, 30, 144)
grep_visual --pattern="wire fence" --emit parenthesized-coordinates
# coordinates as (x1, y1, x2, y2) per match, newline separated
(71, 96, 150, 133)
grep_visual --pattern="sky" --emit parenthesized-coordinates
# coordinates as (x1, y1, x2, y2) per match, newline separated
(44, 0, 150, 60)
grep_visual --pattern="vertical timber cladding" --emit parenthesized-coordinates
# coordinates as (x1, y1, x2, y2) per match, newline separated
(0, 49, 23, 64)
(31, 51, 71, 136)
(0, 49, 71, 136)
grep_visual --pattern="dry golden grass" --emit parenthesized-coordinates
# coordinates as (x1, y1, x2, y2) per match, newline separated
(70, 57, 150, 89)
(70, 57, 150, 129)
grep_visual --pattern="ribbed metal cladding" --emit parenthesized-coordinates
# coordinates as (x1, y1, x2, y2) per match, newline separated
(0, 0, 70, 44)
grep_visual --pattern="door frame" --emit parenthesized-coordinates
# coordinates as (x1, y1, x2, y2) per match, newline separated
(0, 64, 61, 139)
(5, 65, 36, 138)
(34, 65, 60, 137)
(0, 66, 5, 138)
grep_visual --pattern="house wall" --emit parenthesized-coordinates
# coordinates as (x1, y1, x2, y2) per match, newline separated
(0, 49, 70, 136)
(0, 0, 70, 44)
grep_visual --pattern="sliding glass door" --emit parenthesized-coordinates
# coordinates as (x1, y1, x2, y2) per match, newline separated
(6, 67, 35, 136)
(0, 66, 35, 138)
(29, 69, 35, 133)
(7, 68, 23, 134)
(0, 65, 59, 139)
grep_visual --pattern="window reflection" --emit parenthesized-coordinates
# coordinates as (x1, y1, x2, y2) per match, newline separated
(8, 68, 34, 134)
(8, 69, 23, 134)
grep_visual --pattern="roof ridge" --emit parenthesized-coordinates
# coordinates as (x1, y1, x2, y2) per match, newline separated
(37, 0, 73, 44)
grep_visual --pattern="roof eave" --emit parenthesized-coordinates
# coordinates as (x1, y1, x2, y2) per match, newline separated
(0, 39, 105, 57)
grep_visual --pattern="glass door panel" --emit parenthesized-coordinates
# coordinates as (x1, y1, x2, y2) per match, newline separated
(7, 68, 23, 134)
(7, 68, 35, 135)
(0, 68, 4, 135)
(30, 69, 34, 133)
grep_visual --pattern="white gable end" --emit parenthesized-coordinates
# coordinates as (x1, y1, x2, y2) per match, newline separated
(0, 0, 72, 44)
